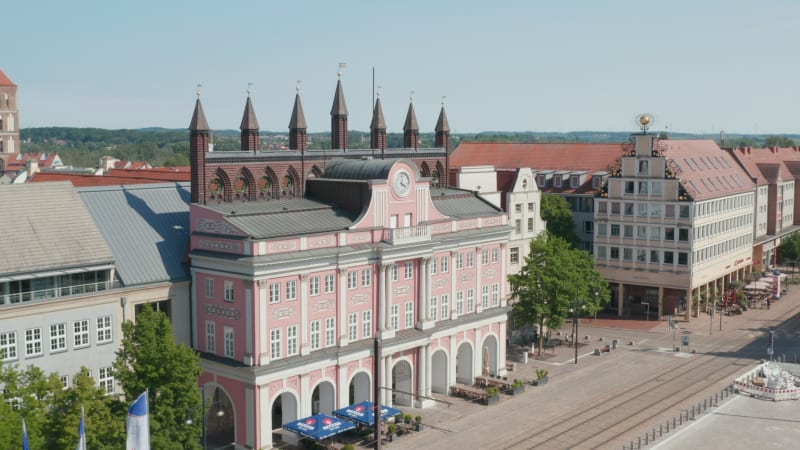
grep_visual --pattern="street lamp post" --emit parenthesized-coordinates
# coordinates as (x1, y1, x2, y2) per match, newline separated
(569, 301, 586, 364)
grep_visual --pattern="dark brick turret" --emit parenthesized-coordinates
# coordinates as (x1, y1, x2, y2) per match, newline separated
(330, 77, 348, 150)
(370, 97, 387, 152)
(289, 89, 308, 151)
(435, 100, 450, 151)
(403, 99, 419, 149)
(240, 93, 260, 152)
(189, 95, 210, 204)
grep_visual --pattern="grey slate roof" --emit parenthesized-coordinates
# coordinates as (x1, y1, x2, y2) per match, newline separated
(0, 182, 115, 277)
(78, 182, 190, 286)
(430, 188, 502, 218)
(200, 198, 356, 239)
(323, 158, 419, 181)
(330, 79, 348, 116)
(403, 102, 419, 131)
(371, 98, 387, 130)
(435, 106, 450, 132)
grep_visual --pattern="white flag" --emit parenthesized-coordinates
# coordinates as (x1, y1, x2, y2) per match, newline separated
(76, 405, 87, 450)
(126, 390, 150, 450)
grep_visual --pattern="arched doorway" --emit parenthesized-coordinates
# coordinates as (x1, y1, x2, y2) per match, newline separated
(311, 381, 335, 415)
(482, 335, 498, 376)
(271, 392, 298, 430)
(349, 372, 371, 405)
(392, 360, 413, 406)
(456, 342, 473, 384)
(431, 350, 448, 394)
(205, 387, 235, 449)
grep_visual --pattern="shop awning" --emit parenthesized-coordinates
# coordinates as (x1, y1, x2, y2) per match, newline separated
(332, 401, 403, 426)
(283, 413, 356, 441)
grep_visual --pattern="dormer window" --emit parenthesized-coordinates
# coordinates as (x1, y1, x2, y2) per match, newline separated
(537, 175, 546, 187)
(554, 176, 562, 188)
(593, 176, 604, 189)
(570, 176, 580, 188)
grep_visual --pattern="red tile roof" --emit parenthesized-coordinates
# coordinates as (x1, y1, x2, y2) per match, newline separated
(726, 146, 800, 185)
(31, 168, 190, 186)
(108, 167, 190, 181)
(0, 70, 16, 87)
(661, 140, 754, 201)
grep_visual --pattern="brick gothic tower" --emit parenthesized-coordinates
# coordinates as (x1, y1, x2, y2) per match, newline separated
(330, 73, 348, 150)
(370, 96, 387, 153)
(403, 95, 420, 149)
(288, 85, 308, 151)
(435, 98, 451, 151)
(0, 69, 19, 154)
(240, 89, 260, 152)
(189, 93, 210, 204)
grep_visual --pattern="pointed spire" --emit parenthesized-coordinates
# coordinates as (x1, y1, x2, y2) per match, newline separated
(289, 81, 308, 129)
(189, 84, 209, 131)
(239, 83, 260, 130)
(371, 92, 386, 129)
(330, 65, 348, 150)
(403, 91, 419, 131)
(330, 79, 349, 116)
(435, 96, 450, 132)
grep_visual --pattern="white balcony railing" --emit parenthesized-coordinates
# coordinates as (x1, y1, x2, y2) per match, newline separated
(383, 224, 431, 245)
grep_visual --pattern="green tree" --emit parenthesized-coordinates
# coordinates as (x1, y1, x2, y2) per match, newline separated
(780, 231, 800, 265)
(509, 233, 609, 356)
(540, 194, 579, 247)
(113, 304, 203, 449)
(46, 367, 125, 449)
(0, 364, 62, 449)
(765, 135, 795, 147)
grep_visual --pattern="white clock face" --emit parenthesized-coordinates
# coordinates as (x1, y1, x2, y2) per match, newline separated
(393, 170, 411, 197)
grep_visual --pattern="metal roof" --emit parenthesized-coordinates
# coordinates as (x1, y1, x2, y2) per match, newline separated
(431, 192, 503, 218)
(78, 182, 191, 286)
(0, 182, 115, 276)
(323, 158, 418, 181)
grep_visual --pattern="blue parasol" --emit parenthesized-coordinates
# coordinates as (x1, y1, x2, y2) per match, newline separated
(332, 401, 403, 426)
(283, 413, 357, 441)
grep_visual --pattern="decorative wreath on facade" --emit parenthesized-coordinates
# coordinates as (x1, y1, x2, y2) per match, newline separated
(209, 178, 223, 196)
(234, 177, 248, 194)
(259, 176, 272, 193)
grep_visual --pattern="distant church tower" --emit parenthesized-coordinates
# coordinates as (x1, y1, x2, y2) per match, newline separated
(330, 65, 348, 150)
(0, 69, 20, 154)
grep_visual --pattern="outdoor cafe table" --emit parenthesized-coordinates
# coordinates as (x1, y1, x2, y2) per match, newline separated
(451, 383, 487, 401)
(475, 375, 514, 390)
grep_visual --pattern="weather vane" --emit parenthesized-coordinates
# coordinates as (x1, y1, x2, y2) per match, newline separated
(338, 62, 346, 79)
(441, 96, 446, 107)
(376, 85, 382, 98)
(296, 80, 301, 93)
(196, 84, 202, 98)
(410, 90, 415, 103)
(247, 82, 253, 97)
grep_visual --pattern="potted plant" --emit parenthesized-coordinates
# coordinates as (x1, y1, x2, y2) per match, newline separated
(414, 415, 423, 431)
(535, 369, 549, 386)
(343, 445, 355, 450)
(388, 424, 398, 442)
(510, 378, 525, 395)
(484, 386, 500, 405)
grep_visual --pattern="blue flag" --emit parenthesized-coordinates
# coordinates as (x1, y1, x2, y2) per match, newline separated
(126, 390, 150, 450)
(76, 406, 87, 450)
(22, 419, 30, 450)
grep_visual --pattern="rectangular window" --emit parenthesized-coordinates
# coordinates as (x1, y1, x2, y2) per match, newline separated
(492, 248, 499, 263)
(482, 250, 489, 265)
(482, 285, 489, 309)
(96, 316, 113, 344)
(515, 203, 522, 213)
(390, 304, 399, 330)
(348, 271, 358, 289)
(625, 203, 634, 216)
(679, 205, 690, 219)
(665, 204, 675, 218)
(405, 262, 414, 279)
(99, 367, 114, 394)
(515, 219, 521, 233)
(25, 328, 42, 357)
(325, 317, 336, 347)
(610, 247, 620, 260)
(624, 225, 633, 238)
(348, 313, 358, 341)
(650, 250, 659, 263)
(0, 332, 17, 361)
(287, 325, 298, 356)
(441, 256, 449, 273)
(205, 278, 214, 298)
(310, 320, 321, 350)
(664, 251, 674, 264)
(456, 291, 464, 315)
(611, 224, 620, 237)
(611, 202, 620, 215)
(528, 202, 534, 212)
(441, 295, 450, 320)
(492, 283, 500, 306)
(362, 310, 372, 338)
(467, 252, 474, 268)
(430, 296, 438, 321)
(623, 248, 633, 261)
(310, 276, 320, 295)
(325, 274, 335, 293)
(60, 375, 69, 389)
(391, 265, 399, 281)
(456, 253, 464, 270)
(73, 320, 89, 349)
(664, 227, 675, 241)
(638, 160, 649, 175)
(405, 302, 414, 329)
(597, 223, 607, 236)
(510, 247, 520, 264)
(598, 202, 608, 214)
(467, 289, 475, 313)
(679, 228, 689, 242)
(528, 218, 534, 232)
(206, 321, 215, 353)
(431, 257, 438, 275)
(269, 282, 281, 303)
(270, 328, 281, 359)
(636, 249, 646, 262)
(224, 281, 234, 302)
(362, 268, 372, 287)
(286, 280, 297, 301)
(625, 181, 634, 194)
(224, 326, 234, 358)
(50, 323, 67, 353)
(678, 252, 689, 265)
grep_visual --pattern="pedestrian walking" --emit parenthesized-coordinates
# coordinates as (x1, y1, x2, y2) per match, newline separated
(767, 298, 771, 310)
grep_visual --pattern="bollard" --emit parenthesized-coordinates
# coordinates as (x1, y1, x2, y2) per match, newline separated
(679, 413, 682, 425)
(638, 436, 641, 449)
(667, 420, 670, 432)
(660, 424, 663, 436)
(645, 433, 649, 445)
(691, 406, 695, 420)
(715, 393, 719, 405)
(704, 399, 707, 411)
(652, 430, 656, 441)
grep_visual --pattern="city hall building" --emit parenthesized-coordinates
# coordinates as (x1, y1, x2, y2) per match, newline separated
(188, 78, 512, 448)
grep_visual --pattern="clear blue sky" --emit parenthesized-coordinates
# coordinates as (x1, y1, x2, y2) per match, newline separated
(5, 0, 799, 134)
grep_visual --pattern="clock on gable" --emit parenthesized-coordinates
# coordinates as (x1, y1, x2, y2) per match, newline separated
(393, 170, 411, 197)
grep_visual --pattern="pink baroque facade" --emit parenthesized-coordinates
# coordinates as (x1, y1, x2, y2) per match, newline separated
(190, 158, 511, 448)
